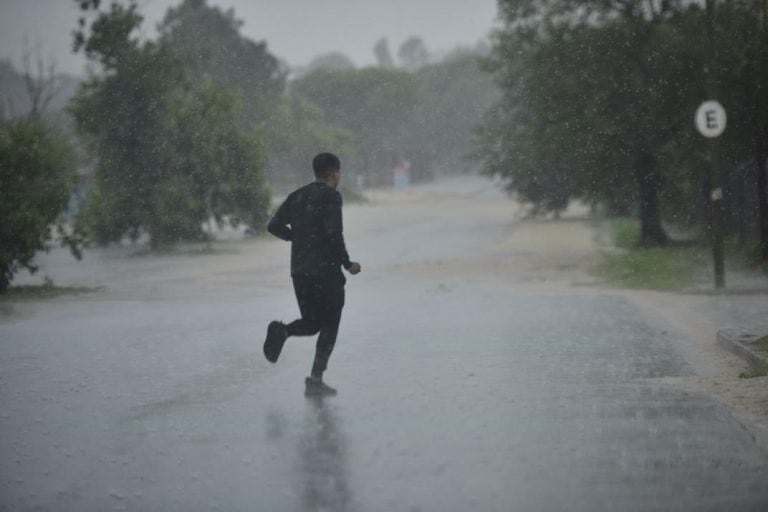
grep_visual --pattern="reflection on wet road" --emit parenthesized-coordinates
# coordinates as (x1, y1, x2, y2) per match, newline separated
(300, 397, 351, 512)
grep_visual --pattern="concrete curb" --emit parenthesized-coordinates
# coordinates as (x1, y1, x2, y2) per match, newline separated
(717, 326, 768, 368)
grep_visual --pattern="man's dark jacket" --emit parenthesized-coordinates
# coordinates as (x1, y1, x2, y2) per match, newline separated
(267, 182, 352, 276)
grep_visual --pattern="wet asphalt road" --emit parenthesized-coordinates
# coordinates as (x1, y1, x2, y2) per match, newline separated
(1, 178, 767, 511)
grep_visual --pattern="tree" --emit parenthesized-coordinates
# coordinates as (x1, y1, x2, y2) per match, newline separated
(291, 67, 425, 185)
(398, 37, 429, 70)
(759, 1, 768, 261)
(20, 40, 62, 120)
(373, 38, 395, 68)
(706, 0, 768, 260)
(0, 118, 80, 292)
(156, 80, 270, 243)
(265, 93, 354, 188)
(477, 0, 704, 245)
(414, 50, 498, 175)
(157, 0, 285, 130)
(0, 59, 81, 125)
(288, 46, 498, 185)
(478, 0, 768, 250)
(72, 1, 180, 244)
(71, 0, 270, 247)
(303, 52, 355, 74)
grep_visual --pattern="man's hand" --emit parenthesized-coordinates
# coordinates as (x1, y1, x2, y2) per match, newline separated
(346, 262, 361, 275)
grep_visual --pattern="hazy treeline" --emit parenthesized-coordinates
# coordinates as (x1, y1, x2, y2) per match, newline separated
(476, 0, 768, 256)
(290, 50, 498, 188)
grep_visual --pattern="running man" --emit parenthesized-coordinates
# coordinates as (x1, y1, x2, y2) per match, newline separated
(263, 152, 361, 396)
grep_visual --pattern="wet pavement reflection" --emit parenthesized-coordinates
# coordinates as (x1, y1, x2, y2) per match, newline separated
(299, 396, 351, 512)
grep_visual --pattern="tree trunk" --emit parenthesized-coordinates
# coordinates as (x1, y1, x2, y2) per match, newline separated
(635, 152, 669, 247)
(758, 17, 768, 261)
(758, 147, 768, 261)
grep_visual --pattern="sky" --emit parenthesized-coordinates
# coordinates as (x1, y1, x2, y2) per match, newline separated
(0, 0, 500, 77)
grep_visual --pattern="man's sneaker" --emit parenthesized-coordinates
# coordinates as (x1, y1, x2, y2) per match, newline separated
(304, 377, 337, 397)
(263, 321, 287, 363)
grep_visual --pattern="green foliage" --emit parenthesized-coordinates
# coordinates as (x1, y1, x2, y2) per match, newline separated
(594, 211, 711, 290)
(478, 3, 697, 235)
(610, 218, 641, 250)
(265, 94, 355, 188)
(710, 2, 768, 161)
(157, 0, 285, 130)
(0, 118, 80, 292)
(162, 81, 270, 237)
(414, 52, 499, 174)
(594, 245, 709, 290)
(74, 0, 143, 69)
(475, 0, 768, 248)
(755, 335, 768, 353)
(290, 50, 497, 186)
(739, 365, 768, 379)
(71, 0, 270, 248)
(154, 0, 359, 193)
(291, 67, 426, 185)
(303, 53, 355, 74)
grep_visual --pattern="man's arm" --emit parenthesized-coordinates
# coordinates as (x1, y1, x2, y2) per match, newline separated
(267, 197, 292, 241)
(324, 191, 357, 271)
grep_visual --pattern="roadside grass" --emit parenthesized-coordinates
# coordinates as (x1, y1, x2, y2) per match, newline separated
(750, 336, 768, 354)
(1, 279, 101, 301)
(740, 364, 768, 379)
(754, 335, 768, 353)
(725, 238, 768, 274)
(609, 217, 640, 249)
(595, 246, 709, 290)
(737, 335, 768, 378)
(593, 217, 709, 290)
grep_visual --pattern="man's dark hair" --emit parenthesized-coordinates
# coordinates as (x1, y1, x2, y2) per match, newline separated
(312, 152, 341, 179)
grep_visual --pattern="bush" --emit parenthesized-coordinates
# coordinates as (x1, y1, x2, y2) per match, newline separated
(0, 119, 80, 292)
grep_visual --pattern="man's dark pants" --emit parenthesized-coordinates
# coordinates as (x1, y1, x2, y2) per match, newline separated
(285, 272, 345, 378)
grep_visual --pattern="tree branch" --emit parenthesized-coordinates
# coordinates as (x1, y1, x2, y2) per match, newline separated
(21, 38, 61, 119)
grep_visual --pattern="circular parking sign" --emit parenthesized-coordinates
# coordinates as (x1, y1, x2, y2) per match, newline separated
(695, 101, 726, 138)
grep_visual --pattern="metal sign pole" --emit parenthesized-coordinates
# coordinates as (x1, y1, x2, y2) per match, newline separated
(700, 0, 725, 289)
(695, 103, 726, 290)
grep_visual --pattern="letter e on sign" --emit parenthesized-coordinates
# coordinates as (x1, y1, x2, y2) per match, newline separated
(695, 101, 726, 138)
